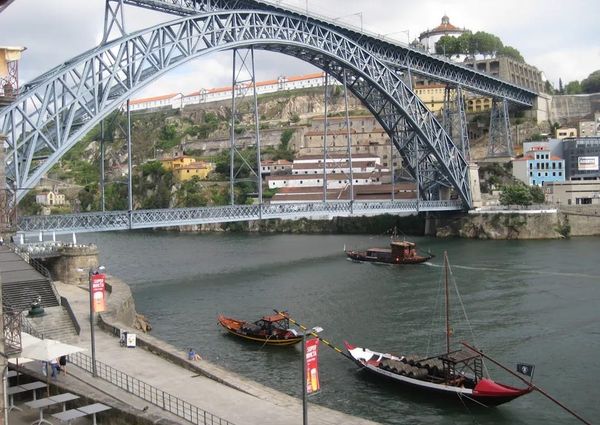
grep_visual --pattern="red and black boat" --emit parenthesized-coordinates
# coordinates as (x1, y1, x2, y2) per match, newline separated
(345, 239, 433, 265)
(218, 312, 302, 346)
(345, 252, 533, 406)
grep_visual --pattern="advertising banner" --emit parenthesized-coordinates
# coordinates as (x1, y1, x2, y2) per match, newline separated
(578, 156, 599, 171)
(305, 338, 320, 395)
(90, 273, 106, 313)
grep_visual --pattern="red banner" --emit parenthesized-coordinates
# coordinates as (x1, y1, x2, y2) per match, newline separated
(91, 273, 106, 313)
(305, 338, 320, 395)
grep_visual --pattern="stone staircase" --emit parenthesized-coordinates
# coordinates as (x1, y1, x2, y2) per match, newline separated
(2, 277, 60, 312)
(25, 306, 80, 344)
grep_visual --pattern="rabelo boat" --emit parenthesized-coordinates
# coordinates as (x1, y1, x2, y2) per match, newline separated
(345, 239, 433, 265)
(345, 252, 533, 406)
(218, 312, 302, 345)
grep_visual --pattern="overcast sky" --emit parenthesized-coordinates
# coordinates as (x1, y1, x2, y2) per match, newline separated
(1, 0, 599, 98)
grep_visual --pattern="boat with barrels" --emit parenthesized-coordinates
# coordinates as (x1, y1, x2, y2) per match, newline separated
(218, 312, 302, 345)
(345, 239, 433, 265)
(344, 252, 534, 406)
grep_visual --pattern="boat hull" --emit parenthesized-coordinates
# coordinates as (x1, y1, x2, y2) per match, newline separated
(218, 315, 302, 346)
(346, 251, 432, 265)
(345, 343, 532, 407)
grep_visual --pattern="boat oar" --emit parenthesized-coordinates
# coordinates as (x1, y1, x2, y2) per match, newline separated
(462, 342, 591, 425)
(274, 310, 353, 361)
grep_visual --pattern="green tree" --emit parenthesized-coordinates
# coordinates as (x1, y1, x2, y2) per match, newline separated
(565, 81, 583, 94)
(176, 176, 208, 207)
(497, 46, 524, 63)
(435, 35, 460, 56)
(472, 31, 503, 57)
(581, 70, 600, 94)
(499, 183, 533, 206)
(530, 185, 545, 204)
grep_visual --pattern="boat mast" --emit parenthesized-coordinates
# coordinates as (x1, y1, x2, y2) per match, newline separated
(444, 251, 450, 355)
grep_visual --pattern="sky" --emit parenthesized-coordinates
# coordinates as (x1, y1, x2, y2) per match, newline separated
(1, 0, 599, 99)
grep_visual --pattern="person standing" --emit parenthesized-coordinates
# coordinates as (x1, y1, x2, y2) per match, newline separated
(59, 355, 68, 375)
(50, 358, 60, 379)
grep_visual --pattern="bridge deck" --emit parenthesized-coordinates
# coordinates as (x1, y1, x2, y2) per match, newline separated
(17, 200, 463, 236)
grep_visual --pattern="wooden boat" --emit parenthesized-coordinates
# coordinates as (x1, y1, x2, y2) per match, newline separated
(345, 239, 433, 265)
(345, 252, 533, 406)
(218, 312, 302, 346)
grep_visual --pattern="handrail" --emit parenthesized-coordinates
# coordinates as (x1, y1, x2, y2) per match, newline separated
(69, 351, 235, 425)
(60, 296, 81, 336)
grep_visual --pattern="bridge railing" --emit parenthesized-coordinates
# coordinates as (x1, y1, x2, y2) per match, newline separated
(16, 200, 464, 235)
(69, 351, 235, 425)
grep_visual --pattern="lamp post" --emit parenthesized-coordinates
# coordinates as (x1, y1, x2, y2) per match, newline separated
(86, 266, 105, 377)
(382, 29, 410, 45)
(302, 326, 323, 425)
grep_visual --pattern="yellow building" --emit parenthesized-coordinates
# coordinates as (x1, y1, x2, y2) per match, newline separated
(160, 154, 214, 181)
(466, 96, 493, 113)
(160, 154, 196, 171)
(414, 83, 446, 113)
(172, 162, 214, 181)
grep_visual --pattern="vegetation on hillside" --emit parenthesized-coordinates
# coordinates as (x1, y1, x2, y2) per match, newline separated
(435, 31, 524, 62)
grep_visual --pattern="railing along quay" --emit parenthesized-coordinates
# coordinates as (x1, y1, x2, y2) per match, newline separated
(69, 352, 235, 425)
(17, 200, 464, 236)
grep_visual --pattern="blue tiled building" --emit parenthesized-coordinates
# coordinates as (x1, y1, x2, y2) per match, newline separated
(513, 147, 565, 186)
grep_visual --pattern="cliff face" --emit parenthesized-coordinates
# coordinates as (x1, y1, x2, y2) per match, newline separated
(433, 208, 600, 240)
(434, 212, 566, 239)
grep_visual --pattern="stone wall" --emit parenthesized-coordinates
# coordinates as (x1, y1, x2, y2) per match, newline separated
(45, 245, 99, 285)
(550, 94, 600, 126)
(433, 208, 600, 239)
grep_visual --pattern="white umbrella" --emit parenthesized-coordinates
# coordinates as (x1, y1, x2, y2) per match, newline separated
(20, 336, 85, 361)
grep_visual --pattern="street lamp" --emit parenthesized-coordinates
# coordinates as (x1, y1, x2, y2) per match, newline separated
(382, 29, 410, 45)
(333, 12, 363, 33)
(302, 326, 323, 425)
(79, 265, 106, 377)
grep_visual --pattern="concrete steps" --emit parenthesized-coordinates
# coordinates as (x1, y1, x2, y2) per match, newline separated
(26, 306, 79, 344)
(2, 278, 60, 312)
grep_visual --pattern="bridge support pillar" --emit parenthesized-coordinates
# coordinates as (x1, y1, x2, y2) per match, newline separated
(487, 98, 513, 159)
(469, 163, 482, 209)
(44, 245, 99, 285)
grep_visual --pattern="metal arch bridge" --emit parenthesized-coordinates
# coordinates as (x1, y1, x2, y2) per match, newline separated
(0, 2, 537, 235)
(2, 9, 476, 204)
(17, 200, 462, 237)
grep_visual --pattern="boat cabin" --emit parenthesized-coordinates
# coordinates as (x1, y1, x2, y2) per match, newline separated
(390, 241, 418, 260)
(246, 313, 293, 335)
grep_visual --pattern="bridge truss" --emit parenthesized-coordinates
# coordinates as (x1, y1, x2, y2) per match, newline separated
(1, 9, 475, 207)
(17, 200, 462, 236)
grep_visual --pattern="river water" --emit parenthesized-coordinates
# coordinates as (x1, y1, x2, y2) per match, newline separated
(79, 232, 600, 425)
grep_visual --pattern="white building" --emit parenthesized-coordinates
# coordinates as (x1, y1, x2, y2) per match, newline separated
(130, 72, 331, 111)
(418, 15, 467, 54)
(35, 190, 66, 206)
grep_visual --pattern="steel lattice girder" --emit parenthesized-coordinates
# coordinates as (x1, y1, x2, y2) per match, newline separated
(120, 0, 537, 106)
(1, 10, 472, 206)
(17, 200, 463, 235)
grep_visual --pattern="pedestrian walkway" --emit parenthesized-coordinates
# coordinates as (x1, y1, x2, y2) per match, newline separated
(11, 279, 379, 425)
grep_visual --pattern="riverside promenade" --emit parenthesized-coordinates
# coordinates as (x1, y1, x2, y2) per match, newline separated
(11, 276, 379, 425)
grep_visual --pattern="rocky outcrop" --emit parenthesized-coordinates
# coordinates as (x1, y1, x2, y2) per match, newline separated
(433, 211, 565, 239)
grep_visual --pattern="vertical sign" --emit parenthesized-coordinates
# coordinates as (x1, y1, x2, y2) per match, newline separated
(305, 338, 320, 395)
(91, 273, 106, 312)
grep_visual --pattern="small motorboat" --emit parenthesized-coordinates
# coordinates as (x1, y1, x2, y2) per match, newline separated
(218, 312, 302, 346)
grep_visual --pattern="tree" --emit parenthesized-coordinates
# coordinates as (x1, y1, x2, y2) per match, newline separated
(581, 70, 600, 94)
(499, 183, 533, 206)
(530, 186, 546, 204)
(472, 31, 503, 57)
(559, 78, 564, 94)
(435, 35, 460, 57)
(565, 81, 582, 95)
(496, 46, 524, 63)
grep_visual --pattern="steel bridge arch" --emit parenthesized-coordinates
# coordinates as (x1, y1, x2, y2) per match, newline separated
(1, 10, 471, 206)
